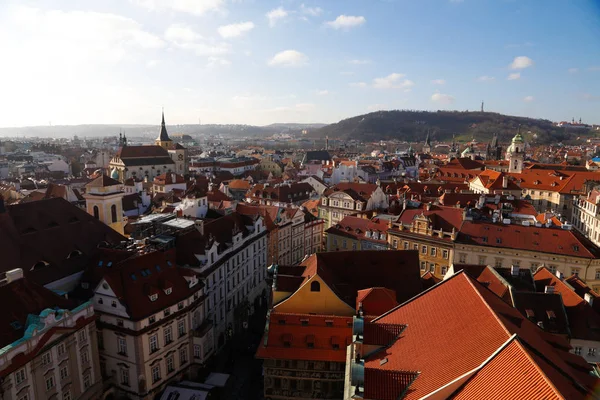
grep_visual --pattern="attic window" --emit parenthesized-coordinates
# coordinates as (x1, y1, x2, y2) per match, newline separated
(165, 288, 172, 295)
(525, 309, 535, 319)
(150, 294, 158, 301)
(306, 334, 315, 348)
(48, 221, 59, 228)
(67, 250, 82, 259)
(32, 261, 50, 271)
(301, 319, 309, 326)
(573, 245, 579, 252)
(155, 265, 161, 272)
(547, 310, 556, 320)
(131, 274, 137, 281)
(10, 321, 22, 330)
(310, 281, 321, 292)
(496, 238, 502, 244)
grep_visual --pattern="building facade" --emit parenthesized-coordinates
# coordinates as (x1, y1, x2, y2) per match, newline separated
(319, 183, 389, 229)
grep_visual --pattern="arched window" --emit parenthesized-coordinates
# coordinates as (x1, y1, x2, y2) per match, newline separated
(310, 281, 320, 292)
(93, 206, 99, 219)
(111, 204, 118, 223)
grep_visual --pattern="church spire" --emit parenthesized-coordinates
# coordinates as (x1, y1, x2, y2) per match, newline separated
(157, 109, 172, 142)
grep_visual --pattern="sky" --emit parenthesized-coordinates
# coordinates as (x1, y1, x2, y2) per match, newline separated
(0, 0, 599, 127)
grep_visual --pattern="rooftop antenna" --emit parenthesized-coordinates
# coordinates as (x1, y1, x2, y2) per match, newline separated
(481, 101, 484, 113)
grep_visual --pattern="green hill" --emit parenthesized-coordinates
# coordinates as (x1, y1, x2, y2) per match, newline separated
(311, 110, 593, 144)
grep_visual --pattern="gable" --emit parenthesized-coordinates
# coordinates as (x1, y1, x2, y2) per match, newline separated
(274, 275, 355, 316)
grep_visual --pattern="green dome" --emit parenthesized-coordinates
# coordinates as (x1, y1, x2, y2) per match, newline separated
(511, 132, 524, 144)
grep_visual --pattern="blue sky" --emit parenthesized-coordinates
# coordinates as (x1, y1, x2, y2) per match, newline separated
(0, 0, 599, 127)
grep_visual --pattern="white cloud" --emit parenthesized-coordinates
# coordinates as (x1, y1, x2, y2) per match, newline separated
(589, 66, 600, 71)
(7, 6, 164, 65)
(510, 56, 534, 70)
(268, 50, 308, 67)
(349, 59, 371, 65)
(507, 72, 521, 80)
(300, 4, 323, 16)
(349, 82, 368, 88)
(523, 95, 534, 102)
(146, 59, 159, 68)
(316, 90, 329, 96)
(165, 23, 230, 56)
(218, 21, 254, 38)
(372, 73, 414, 90)
(568, 68, 579, 73)
(326, 15, 366, 30)
(206, 56, 231, 68)
(267, 7, 288, 27)
(477, 76, 495, 82)
(431, 93, 455, 105)
(431, 79, 446, 85)
(165, 23, 201, 42)
(131, 0, 223, 16)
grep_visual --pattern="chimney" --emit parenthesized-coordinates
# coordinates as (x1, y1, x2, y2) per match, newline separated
(502, 175, 508, 189)
(544, 285, 555, 294)
(5, 268, 24, 283)
(171, 173, 176, 184)
(426, 202, 432, 211)
(555, 270, 564, 280)
(510, 265, 519, 276)
(585, 292, 594, 306)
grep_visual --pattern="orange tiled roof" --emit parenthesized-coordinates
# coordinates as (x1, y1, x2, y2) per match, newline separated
(363, 272, 597, 400)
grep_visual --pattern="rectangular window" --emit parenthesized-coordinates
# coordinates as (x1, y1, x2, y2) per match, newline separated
(430, 247, 437, 256)
(149, 315, 156, 324)
(549, 265, 557, 273)
(167, 356, 174, 373)
(81, 349, 89, 364)
(420, 261, 426, 270)
(15, 368, 26, 385)
(178, 320, 186, 337)
(352, 242, 357, 250)
(150, 334, 158, 353)
(114, 337, 126, 356)
(478, 256, 487, 265)
(413, 244, 418, 250)
(194, 345, 202, 358)
(596, 270, 600, 280)
(441, 266, 448, 275)
(18, 395, 29, 400)
(120, 369, 129, 386)
(60, 366, 68, 380)
(178, 301, 184, 310)
(57, 343, 66, 356)
(164, 308, 171, 317)
(46, 376, 55, 390)
(459, 253, 467, 263)
(84, 374, 91, 389)
(572, 269, 580, 277)
(421, 245, 427, 254)
(63, 392, 71, 400)
(574, 347, 582, 355)
(442, 250, 449, 259)
(429, 264, 435, 273)
(589, 348, 597, 357)
(495, 259, 503, 268)
(41, 352, 52, 366)
(164, 326, 173, 344)
(404, 242, 409, 250)
(152, 365, 161, 383)
(78, 329, 87, 343)
(180, 348, 188, 365)
(392, 239, 398, 248)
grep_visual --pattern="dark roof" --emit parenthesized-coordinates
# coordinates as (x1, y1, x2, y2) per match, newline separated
(303, 150, 331, 162)
(102, 249, 201, 321)
(117, 145, 171, 159)
(157, 111, 172, 142)
(0, 275, 75, 348)
(86, 174, 121, 188)
(0, 198, 126, 286)
(121, 157, 175, 167)
(511, 291, 570, 335)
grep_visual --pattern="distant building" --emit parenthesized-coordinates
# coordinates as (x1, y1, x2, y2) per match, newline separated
(319, 182, 389, 229)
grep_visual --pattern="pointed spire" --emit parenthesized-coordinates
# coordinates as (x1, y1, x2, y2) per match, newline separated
(157, 109, 171, 142)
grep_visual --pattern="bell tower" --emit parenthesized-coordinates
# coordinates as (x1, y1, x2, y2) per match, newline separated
(84, 175, 125, 235)
(505, 126, 525, 173)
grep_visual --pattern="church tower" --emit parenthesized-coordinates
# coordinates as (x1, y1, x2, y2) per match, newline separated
(155, 111, 174, 150)
(505, 127, 525, 173)
(423, 130, 431, 154)
(84, 175, 125, 235)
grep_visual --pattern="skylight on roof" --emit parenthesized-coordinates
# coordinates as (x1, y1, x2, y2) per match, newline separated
(107, 262, 113, 267)
(131, 274, 137, 281)
(10, 321, 22, 330)
(98, 261, 103, 267)
(156, 265, 161, 272)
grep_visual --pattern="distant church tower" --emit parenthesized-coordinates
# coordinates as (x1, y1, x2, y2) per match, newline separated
(481, 101, 484, 113)
(84, 175, 125, 235)
(423, 130, 432, 154)
(505, 127, 525, 173)
(155, 111, 188, 175)
(487, 132, 502, 160)
(448, 135, 459, 159)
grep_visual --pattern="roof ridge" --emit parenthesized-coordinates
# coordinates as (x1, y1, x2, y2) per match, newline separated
(463, 273, 513, 339)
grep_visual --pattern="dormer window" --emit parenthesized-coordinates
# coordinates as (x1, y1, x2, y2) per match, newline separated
(150, 294, 158, 302)
(165, 288, 172, 295)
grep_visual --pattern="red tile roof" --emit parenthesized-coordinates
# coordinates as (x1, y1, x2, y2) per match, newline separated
(420, 271, 441, 290)
(397, 204, 464, 232)
(357, 287, 398, 317)
(363, 272, 597, 400)
(458, 221, 600, 259)
(87, 174, 121, 188)
(117, 145, 170, 158)
(450, 339, 563, 400)
(255, 312, 352, 362)
(325, 216, 390, 244)
(153, 173, 185, 185)
(103, 249, 201, 321)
